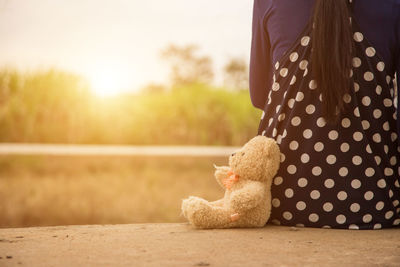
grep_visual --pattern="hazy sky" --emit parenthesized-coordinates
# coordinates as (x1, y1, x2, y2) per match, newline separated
(0, 0, 253, 94)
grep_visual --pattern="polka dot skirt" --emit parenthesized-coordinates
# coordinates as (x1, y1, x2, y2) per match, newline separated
(258, 9, 400, 229)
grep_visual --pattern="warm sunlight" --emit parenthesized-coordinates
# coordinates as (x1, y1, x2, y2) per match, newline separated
(86, 66, 135, 97)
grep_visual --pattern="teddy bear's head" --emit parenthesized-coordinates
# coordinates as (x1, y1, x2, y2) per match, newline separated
(229, 136, 280, 183)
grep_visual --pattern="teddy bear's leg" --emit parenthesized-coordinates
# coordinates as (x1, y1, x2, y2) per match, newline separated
(187, 201, 237, 229)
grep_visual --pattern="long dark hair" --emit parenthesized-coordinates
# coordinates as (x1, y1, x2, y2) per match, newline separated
(311, 0, 354, 123)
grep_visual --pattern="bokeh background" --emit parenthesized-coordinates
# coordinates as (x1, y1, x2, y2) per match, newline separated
(0, 0, 261, 227)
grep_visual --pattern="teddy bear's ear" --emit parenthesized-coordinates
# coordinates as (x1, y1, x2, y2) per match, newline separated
(260, 136, 281, 178)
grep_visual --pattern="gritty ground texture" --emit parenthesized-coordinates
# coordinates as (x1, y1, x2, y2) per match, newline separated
(0, 223, 399, 267)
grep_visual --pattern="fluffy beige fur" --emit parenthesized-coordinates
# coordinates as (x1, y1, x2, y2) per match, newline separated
(181, 136, 280, 229)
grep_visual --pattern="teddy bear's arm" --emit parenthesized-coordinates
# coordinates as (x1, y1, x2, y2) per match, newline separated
(230, 181, 265, 213)
(214, 166, 231, 188)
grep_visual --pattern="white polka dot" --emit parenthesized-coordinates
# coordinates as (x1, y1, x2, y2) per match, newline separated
(349, 69, 354, 78)
(365, 47, 376, 57)
(295, 92, 304, 102)
(287, 165, 297, 174)
(349, 224, 359, 230)
(352, 156, 362, 165)
(282, 129, 287, 138)
(310, 190, 320, 200)
(384, 168, 394, 176)
(373, 133, 381, 143)
(377, 179, 387, 189)
(326, 155, 336, 165)
(299, 60, 308, 70)
(362, 96, 371, 106)
(275, 105, 281, 113)
(385, 211, 394, 220)
(383, 122, 390, 131)
(365, 167, 375, 177)
(374, 224, 382, 229)
(373, 109, 382, 119)
(353, 32, 364, 42)
(324, 179, 335, 188)
(280, 68, 288, 77)
(312, 166, 322, 176)
(364, 71, 374, 81)
(393, 200, 399, 207)
(391, 132, 397, 142)
(389, 190, 394, 198)
(323, 202, 333, 212)
(306, 104, 315, 114)
(341, 118, 351, 128)
(309, 213, 319, 222)
(301, 36, 310, 46)
(272, 82, 280, 91)
(328, 130, 338, 140)
(350, 203, 360, 212)
(386, 75, 392, 84)
(278, 113, 286, 122)
(376, 85, 382, 95)
(303, 129, 313, 139)
(296, 201, 306, 211)
(314, 142, 324, 152)
(319, 94, 323, 102)
(375, 156, 381, 165)
(339, 167, 349, 177)
(377, 61, 385, 71)
(390, 156, 397, 166)
(353, 82, 360, 92)
(285, 188, 294, 198)
(303, 68, 309, 77)
(362, 120, 370, 130)
(364, 191, 374, 200)
(309, 80, 317, 89)
(272, 128, 278, 137)
(283, 211, 293, 220)
(383, 98, 393, 107)
(363, 214, 372, 223)
(280, 153, 285, 163)
(352, 57, 361, 67)
(301, 153, 310, 164)
(289, 52, 299, 62)
(316, 117, 326, 127)
(336, 214, 346, 224)
(291, 116, 301, 126)
(274, 61, 279, 70)
(353, 131, 363, 142)
(337, 191, 348, 201)
(288, 98, 295, 108)
(298, 178, 308, 187)
(340, 143, 350, 153)
(376, 201, 385, 211)
(290, 75, 297, 85)
(268, 118, 273, 127)
(393, 219, 400, 226)
(353, 107, 360, 117)
(351, 179, 361, 189)
(322, 225, 331, 229)
(272, 198, 280, 207)
(274, 176, 283, 186)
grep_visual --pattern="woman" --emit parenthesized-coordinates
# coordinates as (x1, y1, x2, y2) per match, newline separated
(250, 0, 400, 229)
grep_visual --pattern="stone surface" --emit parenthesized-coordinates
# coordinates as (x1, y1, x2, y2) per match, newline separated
(0, 223, 399, 266)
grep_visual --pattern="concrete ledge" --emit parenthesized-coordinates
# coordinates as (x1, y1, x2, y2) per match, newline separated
(0, 223, 399, 266)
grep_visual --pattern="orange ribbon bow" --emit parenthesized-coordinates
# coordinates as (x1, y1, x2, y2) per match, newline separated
(222, 170, 239, 189)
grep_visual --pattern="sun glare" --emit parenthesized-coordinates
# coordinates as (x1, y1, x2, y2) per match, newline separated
(86, 67, 135, 97)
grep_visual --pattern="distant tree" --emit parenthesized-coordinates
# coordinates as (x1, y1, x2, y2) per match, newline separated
(223, 57, 249, 90)
(161, 44, 214, 86)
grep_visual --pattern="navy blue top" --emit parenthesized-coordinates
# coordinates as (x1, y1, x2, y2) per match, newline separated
(249, 0, 400, 110)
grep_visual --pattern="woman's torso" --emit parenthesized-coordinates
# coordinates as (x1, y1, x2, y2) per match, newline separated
(256, 0, 400, 229)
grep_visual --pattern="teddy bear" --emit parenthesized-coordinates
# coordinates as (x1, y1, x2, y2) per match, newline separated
(181, 135, 281, 229)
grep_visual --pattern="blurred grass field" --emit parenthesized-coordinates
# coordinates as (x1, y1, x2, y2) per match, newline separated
(0, 155, 228, 228)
